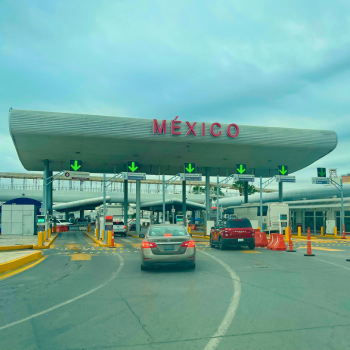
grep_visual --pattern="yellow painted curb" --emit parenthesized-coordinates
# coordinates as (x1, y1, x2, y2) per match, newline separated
(0, 245, 33, 251)
(33, 232, 59, 250)
(0, 256, 47, 281)
(192, 235, 210, 240)
(0, 251, 42, 274)
(85, 232, 108, 247)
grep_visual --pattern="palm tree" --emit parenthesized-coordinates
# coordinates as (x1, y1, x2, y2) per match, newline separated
(231, 181, 257, 196)
(212, 186, 225, 201)
(192, 185, 205, 194)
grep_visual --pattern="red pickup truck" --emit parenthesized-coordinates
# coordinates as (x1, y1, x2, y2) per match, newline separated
(210, 218, 255, 250)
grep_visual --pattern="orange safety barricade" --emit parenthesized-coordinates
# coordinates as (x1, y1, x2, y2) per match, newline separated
(190, 224, 197, 231)
(255, 231, 268, 248)
(267, 233, 276, 250)
(272, 233, 287, 251)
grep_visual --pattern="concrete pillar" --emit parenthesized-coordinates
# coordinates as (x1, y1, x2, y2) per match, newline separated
(65, 212, 69, 221)
(43, 160, 50, 232)
(124, 180, 128, 228)
(192, 211, 195, 224)
(279, 182, 283, 203)
(244, 182, 248, 203)
(167, 211, 169, 222)
(182, 180, 186, 226)
(47, 170, 53, 215)
(205, 168, 210, 222)
(136, 180, 141, 234)
(80, 209, 84, 219)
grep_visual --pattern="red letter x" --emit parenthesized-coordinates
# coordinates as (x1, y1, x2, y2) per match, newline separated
(186, 122, 197, 136)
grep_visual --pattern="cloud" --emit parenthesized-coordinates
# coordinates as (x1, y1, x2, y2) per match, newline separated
(0, 0, 349, 188)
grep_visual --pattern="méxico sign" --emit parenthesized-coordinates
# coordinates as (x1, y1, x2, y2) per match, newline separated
(153, 117, 239, 138)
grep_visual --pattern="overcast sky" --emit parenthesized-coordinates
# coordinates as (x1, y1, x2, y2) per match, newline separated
(1, 0, 349, 190)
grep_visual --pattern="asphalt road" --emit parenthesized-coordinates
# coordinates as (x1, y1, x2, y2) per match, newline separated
(1, 231, 350, 350)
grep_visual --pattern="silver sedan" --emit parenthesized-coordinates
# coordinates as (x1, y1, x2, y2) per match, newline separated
(139, 224, 196, 270)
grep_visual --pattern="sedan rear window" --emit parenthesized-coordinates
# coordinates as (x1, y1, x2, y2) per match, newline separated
(148, 226, 187, 237)
(113, 222, 124, 225)
(226, 219, 252, 228)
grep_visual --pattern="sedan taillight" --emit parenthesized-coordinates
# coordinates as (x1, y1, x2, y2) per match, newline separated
(124, 225, 126, 229)
(181, 240, 196, 248)
(142, 241, 157, 248)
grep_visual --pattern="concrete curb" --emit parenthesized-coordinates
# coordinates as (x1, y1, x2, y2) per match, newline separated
(85, 232, 108, 247)
(0, 251, 42, 274)
(0, 245, 34, 251)
(33, 232, 59, 250)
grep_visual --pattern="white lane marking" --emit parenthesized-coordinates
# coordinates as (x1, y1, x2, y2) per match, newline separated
(121, 238, 132, 243)
(0, 254, 124, 331)
(200, 251, 241, 350)
(315, 258, 350, 271)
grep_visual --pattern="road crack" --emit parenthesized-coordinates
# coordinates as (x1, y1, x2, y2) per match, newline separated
(116, 290, 154, 344)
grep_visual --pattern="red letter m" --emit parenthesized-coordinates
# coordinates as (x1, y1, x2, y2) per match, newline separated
(153, 119, 167, 134)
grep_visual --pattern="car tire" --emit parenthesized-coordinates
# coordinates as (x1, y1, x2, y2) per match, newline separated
(141, 265, 148, 271)
(188, 264, 196, 270)
(219, 237, 225, 250)
(248, 244, 255, 250)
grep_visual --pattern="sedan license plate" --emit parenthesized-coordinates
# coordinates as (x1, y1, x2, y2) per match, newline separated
(164, 245, 174, 251)
(237, 239, 244, 242)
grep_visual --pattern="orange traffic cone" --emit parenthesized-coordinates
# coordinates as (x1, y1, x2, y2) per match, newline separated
(342, 225, 346, 239)
(286, 228, 296, 252)
(304, 227, 315, 257)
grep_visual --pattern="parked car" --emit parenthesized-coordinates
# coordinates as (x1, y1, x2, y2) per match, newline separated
(129, 222, 141, 231)
(113, 220, 126, 237)
(55, 219, 73, 226)
(210, 218, 255, 250)
(139, 224, 196, 270)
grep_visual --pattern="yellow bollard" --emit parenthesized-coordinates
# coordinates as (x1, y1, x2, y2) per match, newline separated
(107, 231, 111, 245)
(334, 227, 337, 237)
(38, 231, 43, 247)
(321, 226, 324, 236)
(95, 228, 98, 238)
(102, 229, 104, 241)
(257, 227, 260, 231)
(285, 226, 290, 242)
(188, 225, 191, 234)
(298, 226, 301, 238)
(48, 228, 51, 239)
(43, 229, 47, 242)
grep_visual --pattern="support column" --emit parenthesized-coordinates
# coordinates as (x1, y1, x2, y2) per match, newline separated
(47, 170, 53, 215)
(192, 211, 195, 224)
(244, 182, 248, 203)
(136, 180, 141, 234)
(43, 160, 49, 233)
(205, 168, 210, 229)
(124, 180, 128, 229)
(65, 212, 69, 221)
(182, 180, 186, 226)
(80, 209, 84, 219)
(279, 182, 283, 203)
(103, 173, 106, 242)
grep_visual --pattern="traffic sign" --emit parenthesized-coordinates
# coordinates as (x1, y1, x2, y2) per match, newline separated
(317, 168, 326, 177)
(312, 177, 329, 184)
(278, 165, 288, 175)
(122, 172, 146, 180)
(236, 164, 246, 174)
(70, 160, 82, 171)
(171, 208, 175, 213)
(276, 175, 295, 183)
(184, 163, 195, 174)
(128, 161, 139, 173)
(233, 174, 255, 182)
(64, 171, 90, 180)
(180, 173, 202, 181)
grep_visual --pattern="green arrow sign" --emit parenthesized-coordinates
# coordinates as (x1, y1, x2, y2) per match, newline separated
(317, 167, 326, 177)
(236, 164, 246, 174)
(185, 163, 195, 173)
(128, 161, 139, 172)
(70, 160, 82, 171)
(278, 165, 288, 175)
